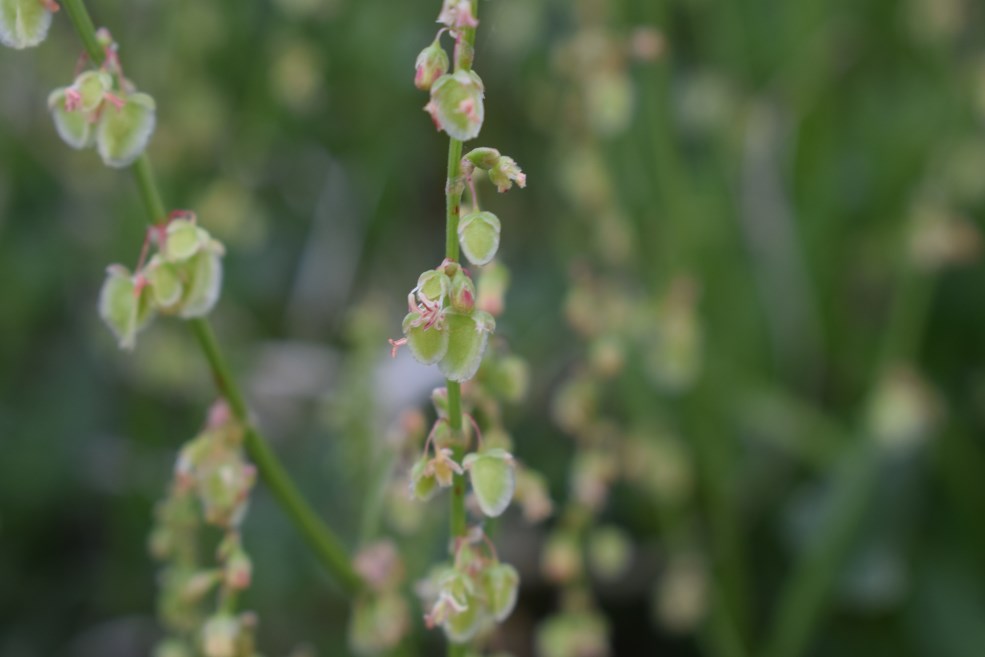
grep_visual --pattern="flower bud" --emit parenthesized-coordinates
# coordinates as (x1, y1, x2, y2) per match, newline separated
(96, 91, 156, 168)
(426, 70, 485, 142)
(0, 0, 53, 49)
(448, 268, 476, 312)
(488, 156, 526, 193)
(464, 147, 501, 170)
(439, 310, 493, 382)
(99, 264, 155, 350)
(414, 38, 450, 91)
(483, 562, 520, 622)
(458, 210, 501, 266)
(402, 311, 450, 365)
(462, 447, 515, 517)
(48, 88, 94, 150)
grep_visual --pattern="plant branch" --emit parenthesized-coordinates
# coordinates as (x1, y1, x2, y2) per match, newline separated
(60, 0, 361, 597)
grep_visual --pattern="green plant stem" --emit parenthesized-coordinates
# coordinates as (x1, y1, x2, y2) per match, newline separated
(443, 4, 478, 657)
(61, 0, 361, 597)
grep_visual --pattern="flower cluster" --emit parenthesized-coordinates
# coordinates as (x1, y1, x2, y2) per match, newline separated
(149, 402, 261, 657)
(48, 29, 157, 167)
(417, 529, 519, 644)
(99, 211, 225, 349)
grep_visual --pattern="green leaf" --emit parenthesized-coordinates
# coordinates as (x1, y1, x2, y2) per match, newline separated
(0, 0, 52, 49)
(439, 311, 492, 382)
(458, 211, 501, 266)
(96, 92, 156, 168)
(48, 88, 93, 150)
(463, 448, 515, 517)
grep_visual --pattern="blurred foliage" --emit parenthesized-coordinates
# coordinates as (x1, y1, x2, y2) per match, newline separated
(2, 0, 985, 655)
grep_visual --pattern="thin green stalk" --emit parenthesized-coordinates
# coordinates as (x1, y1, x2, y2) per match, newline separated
(443, 4, 478, 657)
(61, 0, 361, 597)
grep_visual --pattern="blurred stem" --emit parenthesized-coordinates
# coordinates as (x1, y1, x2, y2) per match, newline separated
(760, 261, 936, 657)
(443, 4, 478, 657)
(61, 0, 361, 597)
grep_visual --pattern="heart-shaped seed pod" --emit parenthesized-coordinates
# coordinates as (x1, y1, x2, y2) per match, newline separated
(48, 88, 94, 150)
(96, 92, 156, 168)
(458, 210, 501, 266)
(98, 264, 156, 350)
(426, 70, 485, 142)
(0, 0, 53, 49)
(463, 447, 515, 517)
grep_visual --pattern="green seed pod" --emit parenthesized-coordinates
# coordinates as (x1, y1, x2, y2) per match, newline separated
(178, 243, 224, 318)
(163, 218, 208, 262)
(414, 37, 450, 91)
(98, 264, 155, 350)
(439, 310, 492, 382)
(417, 268, 450, 302)
(402, 312, 449, 364)
(48, 88, 94, 150)
(410, 457, 438, 501)
(458, 211, 501, 266)
(72, 70, 113, 113)
(483, 562, 520, 622)
(349, 592, 411, 656)
(443, 599, 482, 644)
(145, 256, 184, 311)
(426, 70, 485, 142)
(587, 526, 633, 582)
(0, 0, 52, 49)
(463, 447, 515, 517)
(96, 92, 156, 168)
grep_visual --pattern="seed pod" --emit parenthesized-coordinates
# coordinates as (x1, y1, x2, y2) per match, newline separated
(483, 562, 520, 622)
(464, 147, 501, 170)
(426, 70, 485, 142)
(163, 218, 208, 262)
(458, 211, 501, 266)
(417, 268, 450, 302)
(463, 447, 515, 517)
(48, 88, 94, 150)
(402, 312, 449, 364)
(0, 0, 52, 49)
(145, 256, 184, 311)
(414, 38, 450, 91)
(98, 264, 155, 350)
(488, 156, 526, 193)
(178, 242, 224, 318)
(439, 310, 493, 382)
(71, 71, 113, 113)
(96, 92, 156, 168)
(201, 614, 239, 657)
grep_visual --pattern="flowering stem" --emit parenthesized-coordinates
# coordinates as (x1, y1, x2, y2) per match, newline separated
(442, 4, 478, 655)
(61, 0, 361, 597)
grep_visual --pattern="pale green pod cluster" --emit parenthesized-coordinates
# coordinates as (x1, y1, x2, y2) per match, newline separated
(99, 216, 225, 350)
(400, 262, 495, 382)
(420, 551, 520, 645)
(0, 0, 53, 49)
(48, 69, 156, 168)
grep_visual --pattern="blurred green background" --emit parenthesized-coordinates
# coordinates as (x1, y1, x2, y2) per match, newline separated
(2, 0, 985, 655)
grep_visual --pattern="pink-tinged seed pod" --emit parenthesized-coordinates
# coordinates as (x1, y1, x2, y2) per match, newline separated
(414, 38, 450, 91)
